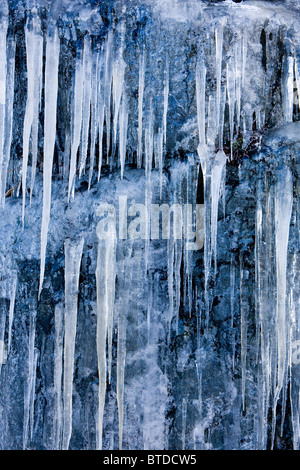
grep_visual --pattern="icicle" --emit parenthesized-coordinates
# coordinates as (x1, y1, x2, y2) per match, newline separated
(1, 35, 15, 208)
(154, 129, 163, 199)
(7, 274, 17, 354)
(215, 25, 223, 142)
(282, 52, 294, 123)
(144, 100, 154, 272)
(62, 237, 84, 450)
(68, 47, 84, 201)
(272, 166, 293, 444)
(96, 47, 105, 182)
(137, 46, 145, 169)
(95, 211, 116, 449)
(242, 31, 247, 92)
(53, 304, 64, 450)
(112, 22, 126, 156)
(23, 305, 37, 450)
(39, 26, 60, 298)
(21, 15, 43, 224)
(235, 37, 242, 132)
(119, 91, 128, 180)
(78, 36, 92, 179)
(88, 49, 100, 190)
(226, 58, 236, 160)
(103, 31, 114, 163)
(163, 57, 169, 149)
(210, 150, 226, 276)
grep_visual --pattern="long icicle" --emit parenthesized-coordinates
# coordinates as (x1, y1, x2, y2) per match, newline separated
(39, 26, 60, 298)
(68, 46, 84, 201)
(95, 206, 116, 449)
(137, 45, 145, 169)
(79, 36, 92, 179)
(22, 15, 43, 224)
(1, 35, 15, 208)
(62, 237, 84, 450)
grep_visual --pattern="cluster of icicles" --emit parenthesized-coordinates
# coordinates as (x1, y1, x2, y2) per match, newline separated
(0, 2, 299, 449)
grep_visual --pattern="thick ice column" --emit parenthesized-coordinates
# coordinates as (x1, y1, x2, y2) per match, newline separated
(21, 15, 43, 225)
(39, 26, 60, 298)
(79, 36, 92, 179)
(210, 150, 226, 276)
(53, 304, 64, 450)
(95, 206, 116, 449)
(62, 237, 84, 450)
(273, 167, 293, 438)
(1, 35, 15, 208)
(137, 46, 145, 169)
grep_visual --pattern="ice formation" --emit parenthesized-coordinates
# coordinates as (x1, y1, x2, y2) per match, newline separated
(0, 0, 299, 451)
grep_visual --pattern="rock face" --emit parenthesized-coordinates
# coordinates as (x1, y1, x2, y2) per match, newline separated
(0, 0, 299, 450)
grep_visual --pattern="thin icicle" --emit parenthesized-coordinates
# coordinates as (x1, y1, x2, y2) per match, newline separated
(22, 15, 43, 224)
(163, 57, 169, 149)
(235, 37, 242, 132)
(95, 208, 116, 449)
(112, 22, 126, 155)
(137, 45, 145, 169)
(7, 274, 17, 354)
(1, 35, 15, 208)
(103, 31, 113, 163)
(62, 237, 84, 450)
(154, 129, 163, 198)
(68, 48, 84, 201)
(79, 36, 92, 179)
(119, 91, 128, 179)
(96, 46, 105, 182)
(39, 26, 60, 298)
(53, 304, 64, 450)
(88, 49, 100, 190)
(226, 58, 236, 160)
